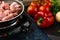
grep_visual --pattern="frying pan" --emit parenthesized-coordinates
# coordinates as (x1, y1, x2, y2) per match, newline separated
(0, 0, 24, 29)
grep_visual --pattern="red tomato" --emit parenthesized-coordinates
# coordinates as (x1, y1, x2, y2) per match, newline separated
(39, 6, 49, 12)
(27, 5, 37, 16)
(40, 0, 52, 8)
(35, 1, 40, 8)
(30, 1, 40, 8)
(30, 2, 36, 6)
(44, 2, 52, 8)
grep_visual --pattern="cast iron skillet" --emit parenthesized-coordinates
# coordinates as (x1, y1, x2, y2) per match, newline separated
(0, 0, 24, 29)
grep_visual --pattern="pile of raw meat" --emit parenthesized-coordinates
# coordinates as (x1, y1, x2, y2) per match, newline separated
(0, 1, 21, 21)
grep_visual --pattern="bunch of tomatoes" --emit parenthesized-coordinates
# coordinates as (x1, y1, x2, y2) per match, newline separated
(27, 0, 54, 28)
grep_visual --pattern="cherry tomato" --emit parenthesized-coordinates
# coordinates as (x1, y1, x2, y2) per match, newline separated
(44, 2, 52, 8)
(39, 6, 49, 12)
(40, 0, 52, 8)
(30, 2, 36, 6)
(27, 5, 37, 16)
(30, 1, 40, 8)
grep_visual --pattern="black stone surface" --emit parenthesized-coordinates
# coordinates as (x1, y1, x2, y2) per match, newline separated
(0, 12, 50, 40)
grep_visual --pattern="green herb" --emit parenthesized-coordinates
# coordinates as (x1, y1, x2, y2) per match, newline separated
(50, 0, 60, 16)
